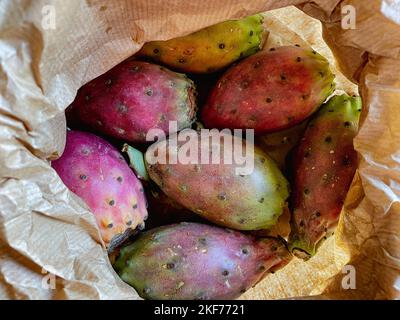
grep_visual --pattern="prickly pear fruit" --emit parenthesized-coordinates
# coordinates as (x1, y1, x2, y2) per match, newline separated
(288, 94, 361, 259)
(51, 131, 148, 247)
(113, 222, 292, 300)
(202, 46, 335, 133)
(66, 60, 196, 143)
(143, 130, 290, 230)
(137, 14, 266, 74)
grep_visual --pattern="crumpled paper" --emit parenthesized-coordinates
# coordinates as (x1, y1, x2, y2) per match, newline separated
(0, 0, 399, 300)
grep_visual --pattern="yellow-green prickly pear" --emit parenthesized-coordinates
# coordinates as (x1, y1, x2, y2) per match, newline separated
(137, 14, 266, 73)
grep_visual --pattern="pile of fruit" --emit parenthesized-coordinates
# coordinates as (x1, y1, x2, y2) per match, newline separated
(52, 14, 362, 300)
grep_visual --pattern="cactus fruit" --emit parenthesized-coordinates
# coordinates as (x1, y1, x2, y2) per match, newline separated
(143, 130, 290, 230)
(202, 46, 335, 134)
(51, 131, 148, 247)
(66, 60, 196, 143)
(137, 14, 266, 74)
(113, 222, 292, 300)
(288, 95, 362, 259)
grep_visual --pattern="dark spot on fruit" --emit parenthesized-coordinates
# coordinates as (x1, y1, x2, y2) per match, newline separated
(323, 236, 327, 240)
(239, 218, 246, 224)
(230, 109, 237, 114)
(105, 79, 112, 86)
(304, 151, 311, 158)
(249, 115, 257, 122)
(280, 74, 287, 81)
(241, 80, 249, 89)
(218, 43, 225, 49)
(116, 176, 123, 183)
(222, 270, 229, 276)
(217, 192, 227, 201)
(299, 220, 304, 227)
(319, 71, 325, 77)
(117, 102, 128, 113)
(240, 288, 247, 294)
(260, 157, 266, 163)
(258, 197, 264, 203)
(287, 116, 294, 122)
(132, 203, 138, 209)
(295, 44, 300, 47)
(315, 211, 321, 217)
(330, 83, 334, 87)
(145, 88, 153, 96)
(358, 109, 362, 112)
(126, 220, 132, 226)
(79, 174, 87, 181)
(153, 48, 159, 54)
(266, 97, 272, 103)
(258, 265, 266, 272)
(107, 223, 113, 229)
(342, 155, 351, 166)
(254, 61, 261, 68)
(271, 245, 278, 252)
(242, 248, 249, 255)
(178, 58, 186, 63)
(199, 237, 207, 245)
(325, 136, 332, 143)
(296, 57, 301, 62)
(270, 270, 275, 274)
(166, 263, 175, 269)
(302, 94, 309, 100)
(270, 48, 276, 51)
(109, 199, 115, 206)
(304, 188, 310, 195)
(130, 66, 140, 72)
(324, 227, 328, 232)
(344, 121, 351, 127)
(312, 50, 317, 54)
(143, 287, 151, 294)
(81, 148, 90, 155)
(249, 30, 254, 36)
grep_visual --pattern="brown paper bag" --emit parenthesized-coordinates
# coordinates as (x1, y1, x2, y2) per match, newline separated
(0, 0, 399, 300)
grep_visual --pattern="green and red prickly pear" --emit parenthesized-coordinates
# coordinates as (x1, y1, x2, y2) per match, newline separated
(143, 130, 290, 231)
(202, 46, 335, 134)
(137, 14, 266, 74)
(288, 94, 362, 259)
(66, 60, 196, 143)
(113, 222, 292, 300)
(51, 131, 148, 247)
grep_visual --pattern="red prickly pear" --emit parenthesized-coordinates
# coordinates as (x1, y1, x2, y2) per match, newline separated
(113, 222, 292, 300)
(288, 94, 362, 259)
(137, 14, 266, 74)
(52, 131, 148, 248)
(67, 60, 197, 143)
(202, 46, 335, 133)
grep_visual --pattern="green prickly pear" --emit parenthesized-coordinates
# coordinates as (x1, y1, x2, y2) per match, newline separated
(142, 130, 289, 231)
(288, 94, 362, 259)
(137, 14, 266, 73)
(113, 222, 292, 300)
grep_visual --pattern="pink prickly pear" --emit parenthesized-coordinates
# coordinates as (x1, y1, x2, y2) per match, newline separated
(52, 131, 148, 248)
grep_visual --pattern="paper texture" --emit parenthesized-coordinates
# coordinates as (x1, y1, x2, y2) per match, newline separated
(0, 0, 399, 300)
